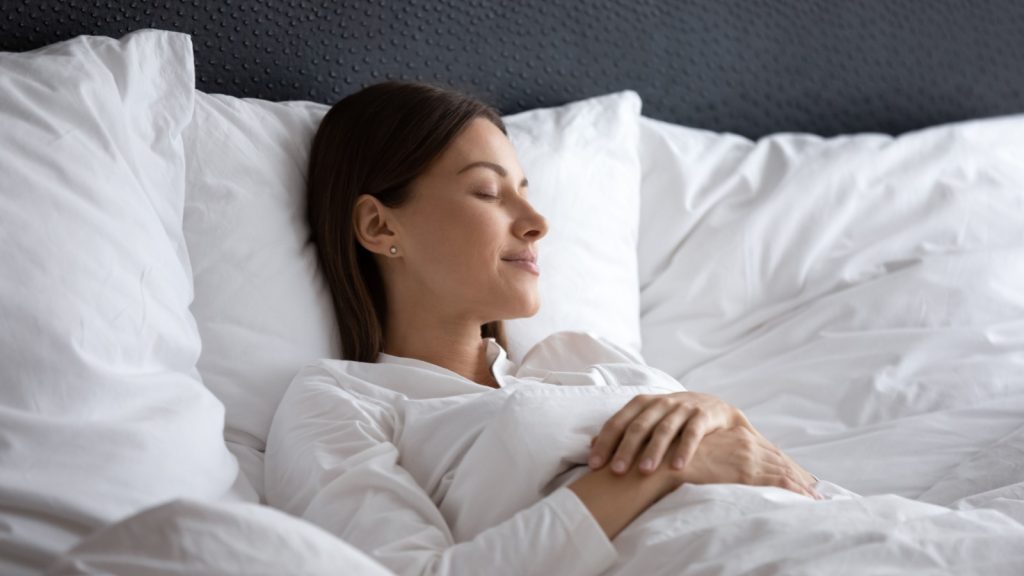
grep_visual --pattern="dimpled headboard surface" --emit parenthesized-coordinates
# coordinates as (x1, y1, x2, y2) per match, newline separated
(2, 0, 1023, 138)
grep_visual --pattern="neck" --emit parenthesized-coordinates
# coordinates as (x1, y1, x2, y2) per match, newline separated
(382, 308, 499, 389)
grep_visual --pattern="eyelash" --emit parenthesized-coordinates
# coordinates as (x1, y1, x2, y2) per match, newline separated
(474, 191, 500, 201)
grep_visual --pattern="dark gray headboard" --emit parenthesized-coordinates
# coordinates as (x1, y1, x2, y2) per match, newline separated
(3, 0, 1023, 138)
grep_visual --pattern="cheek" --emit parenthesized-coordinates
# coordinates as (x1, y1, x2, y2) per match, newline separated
(416, 204, 504, 274)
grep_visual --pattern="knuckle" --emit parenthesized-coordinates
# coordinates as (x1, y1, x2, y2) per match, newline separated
(654, 420, 677, 436)
(608, 418, 630, 434)
(626, 421, 648, 436)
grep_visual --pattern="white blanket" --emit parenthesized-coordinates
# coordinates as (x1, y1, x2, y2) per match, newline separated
(437, 383, 1024, 574)
(636, 114, 1024, 508)
(46, 499, 391, 576)
(55, 334, 1024, 575)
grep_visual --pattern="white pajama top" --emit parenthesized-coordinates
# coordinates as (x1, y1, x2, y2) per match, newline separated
(264, 330, 689, 576)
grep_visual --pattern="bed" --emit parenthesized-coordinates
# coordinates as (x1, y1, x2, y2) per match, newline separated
(2, 1, 1024, 574)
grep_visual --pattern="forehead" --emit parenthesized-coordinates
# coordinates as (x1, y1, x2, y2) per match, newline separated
(434, 117, 517, 168)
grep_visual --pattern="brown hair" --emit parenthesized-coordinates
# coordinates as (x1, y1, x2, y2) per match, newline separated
(307, 81, 508, 362)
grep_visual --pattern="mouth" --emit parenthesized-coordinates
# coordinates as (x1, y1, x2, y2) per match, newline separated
(500, 257, 540, 276)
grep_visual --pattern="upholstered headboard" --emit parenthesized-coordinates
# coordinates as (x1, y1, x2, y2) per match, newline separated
(3, 0, 1023, 138)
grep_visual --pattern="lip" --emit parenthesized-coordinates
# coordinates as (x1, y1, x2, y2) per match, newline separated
(500, 249, 537, 263)
(500, 248, 539, 275)
(503, 258, 540, 276)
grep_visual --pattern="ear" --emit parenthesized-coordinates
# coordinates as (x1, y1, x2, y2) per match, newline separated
(353, 194, 398, 256)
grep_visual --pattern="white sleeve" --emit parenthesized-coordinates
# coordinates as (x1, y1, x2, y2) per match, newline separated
(264, 364, 618, 576)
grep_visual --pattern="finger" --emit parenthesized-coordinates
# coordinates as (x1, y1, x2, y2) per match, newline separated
(782, 454, 818, 489)
(608, 400, 676, 474)
(761, 443, 819, 493)
(636, 406, 690, 473)
(669, 408, 710, 470)
(589, 395, 653, 469)
(761, 465, 819, 499)
(765, 472, 817, 499)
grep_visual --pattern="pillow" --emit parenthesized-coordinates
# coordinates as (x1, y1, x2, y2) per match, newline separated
(0, 30, 239, 573)
(182, 89, 644, 495)
(503, 92, 643, 363)
(637, 115, 1024, 382)
(183, 94, 336, 499)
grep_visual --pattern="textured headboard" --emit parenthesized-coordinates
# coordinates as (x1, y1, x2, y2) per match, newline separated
(3, 0, 1023, 138)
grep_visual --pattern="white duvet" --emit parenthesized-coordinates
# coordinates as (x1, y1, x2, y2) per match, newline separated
(636, 114, 1024, 508)
(435, 380, 1024, 575)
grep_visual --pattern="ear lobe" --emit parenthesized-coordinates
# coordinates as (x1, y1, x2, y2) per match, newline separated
(353, 194, 397, 255)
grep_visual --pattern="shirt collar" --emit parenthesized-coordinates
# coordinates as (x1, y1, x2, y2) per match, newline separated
(376, 337, 516, 390)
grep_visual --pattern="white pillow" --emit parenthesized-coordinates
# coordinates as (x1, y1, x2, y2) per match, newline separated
(0, 30, 239, 573)
(503, 91, 643, 364)
(637, 115, 1024, 382)
(182, 90, 644, 490)
(183, 94, 337, 498)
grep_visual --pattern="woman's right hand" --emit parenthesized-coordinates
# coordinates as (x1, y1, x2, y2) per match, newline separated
(569, 425, 821, 540)
(670, 426, 822, 499)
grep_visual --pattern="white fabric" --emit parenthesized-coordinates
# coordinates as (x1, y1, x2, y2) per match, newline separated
(0, 30, 239, 574)
(183, 93, 338, 500)
(46, 499, 391, 576)
(502, 91, 643, 363)
(181, 90, 645, 486)
(265, 330, 1024, 574)
(636, 115, 1024, 499)
(265, 331, 658, 576)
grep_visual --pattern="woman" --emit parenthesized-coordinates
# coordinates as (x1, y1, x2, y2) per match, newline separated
(264, 81, 826, 576)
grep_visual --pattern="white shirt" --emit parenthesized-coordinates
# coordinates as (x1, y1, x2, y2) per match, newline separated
(264, 331, 684, 576)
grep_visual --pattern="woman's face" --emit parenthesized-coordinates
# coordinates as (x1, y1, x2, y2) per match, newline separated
(375, 117, 548, 323)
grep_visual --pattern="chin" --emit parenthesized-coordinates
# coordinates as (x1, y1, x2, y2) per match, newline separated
(497, 297, 541, 320)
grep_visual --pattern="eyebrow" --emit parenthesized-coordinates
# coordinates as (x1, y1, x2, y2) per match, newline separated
(456, 161, 529, 188)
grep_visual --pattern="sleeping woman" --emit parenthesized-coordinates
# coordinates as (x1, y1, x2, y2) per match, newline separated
(264, 81, 842, 575)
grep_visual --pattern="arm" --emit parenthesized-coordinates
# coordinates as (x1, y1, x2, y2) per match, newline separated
(567, 458, 679, 540)
(264, 363, 618, 576)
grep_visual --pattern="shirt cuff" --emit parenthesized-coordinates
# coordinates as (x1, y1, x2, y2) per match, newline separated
(546, 486, 619, 573)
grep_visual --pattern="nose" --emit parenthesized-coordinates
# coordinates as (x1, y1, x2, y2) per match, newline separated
(515, 199, 548, 241)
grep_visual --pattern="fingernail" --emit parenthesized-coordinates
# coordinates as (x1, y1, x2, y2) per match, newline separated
(588, 455, 603, 468)
(640, 458, 654, 472)
(612, 460, 626, 473)
(672, 458, 685, 470)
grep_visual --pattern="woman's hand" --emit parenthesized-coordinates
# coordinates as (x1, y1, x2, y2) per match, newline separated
(676, 426, 822, 499)
(588, 392, 753, 475)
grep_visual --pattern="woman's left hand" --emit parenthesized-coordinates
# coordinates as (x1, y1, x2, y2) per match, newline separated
(588, 392, 753, 475)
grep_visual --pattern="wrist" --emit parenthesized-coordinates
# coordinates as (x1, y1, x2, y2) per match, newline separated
(569, 463, 682, 540)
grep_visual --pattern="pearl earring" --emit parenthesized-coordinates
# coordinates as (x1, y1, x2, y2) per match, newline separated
(389, 246, 398, 255)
